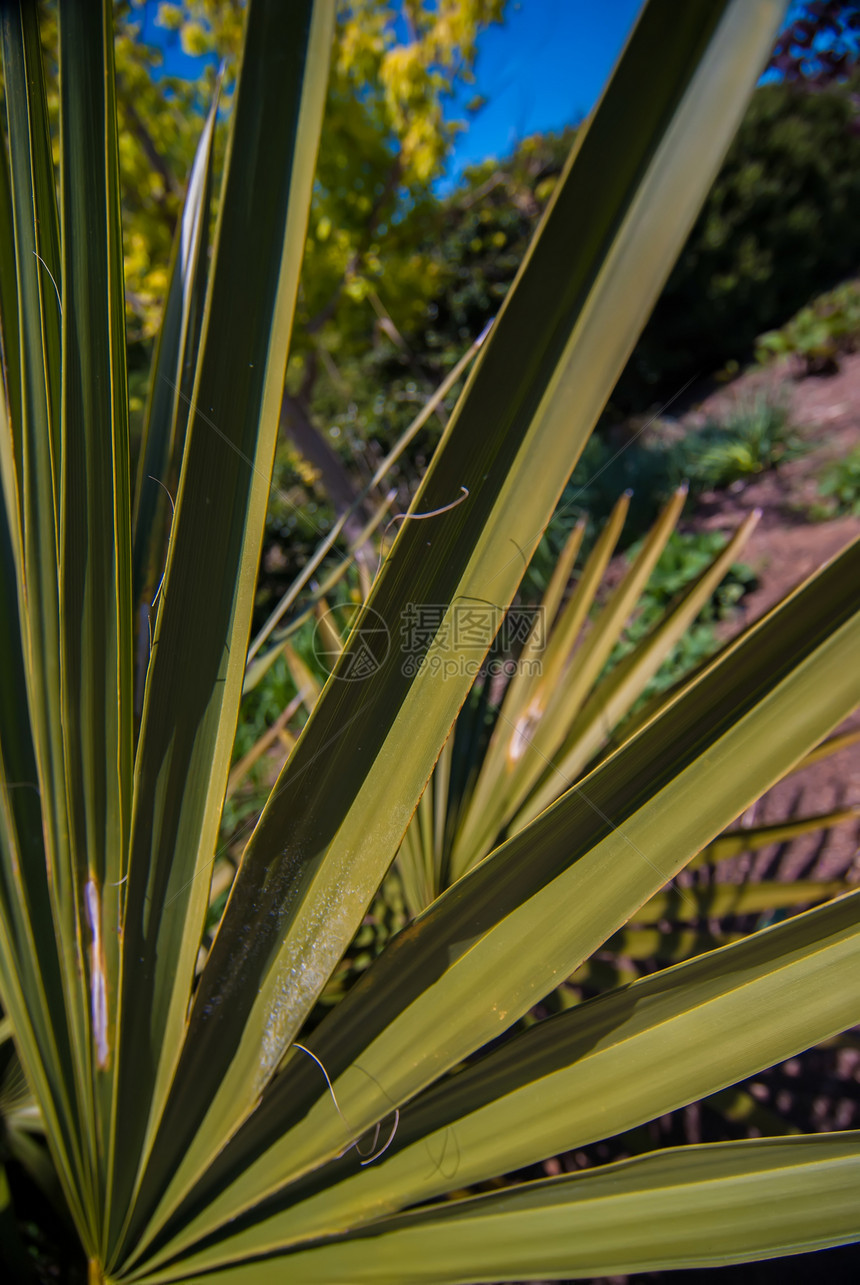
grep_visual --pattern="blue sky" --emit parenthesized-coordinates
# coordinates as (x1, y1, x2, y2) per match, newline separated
(146, 1, 804, 192)
(441, 0, 643, 188)
(148, 0, 645, 189)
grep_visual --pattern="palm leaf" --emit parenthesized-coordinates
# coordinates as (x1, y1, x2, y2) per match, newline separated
(9, 3, 860, 1283)
(225, 1134, 860, 1284)
(137, 11, 790, 1238)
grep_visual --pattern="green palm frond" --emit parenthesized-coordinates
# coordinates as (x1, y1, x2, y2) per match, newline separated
(3, 2, 860, 1283)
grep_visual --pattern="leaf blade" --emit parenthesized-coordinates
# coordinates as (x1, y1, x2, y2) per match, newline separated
(110, 0, 336, 1257)
(192, 1135, 860, 1284)
(134, 889, 860, 1275)
(152, 531, 860, 1257)
(144, 6, 788, 1240)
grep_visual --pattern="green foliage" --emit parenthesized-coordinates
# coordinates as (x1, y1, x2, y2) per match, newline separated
(608, 530, 756, 695)
(114, 7, 860, 602)
(222, 599, 339, 839)
(637, 531, 755, 628)
(818, 446, 860, 516)
(5, 3, 860, 1282)
(757, 277, 860, 371)
(237, 524, 756, 877)
(539, 435, 678, 569)
(309, 128, 576, 460)
(311, 76, 860, 473)
(682, 395, 801, 489)
(618, 79, 860, 406)
(529, 397, 793, 595)
(114, 1, 512, 600)
(219, 652, 297, 842)
(114, 2, 231, 342)
(114, 0, 506, 347)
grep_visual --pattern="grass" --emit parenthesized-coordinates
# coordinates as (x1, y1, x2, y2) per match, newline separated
(681, 395, 801, 490)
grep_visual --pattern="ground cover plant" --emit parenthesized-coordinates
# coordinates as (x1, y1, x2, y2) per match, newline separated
(679, 395, 800, 489)
(2, 2, 860, 1283)
(757, 278, 860, 373)
(818, 444, 860, 516)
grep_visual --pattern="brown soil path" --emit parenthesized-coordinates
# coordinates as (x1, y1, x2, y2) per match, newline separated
(680, 352, 860, 878)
